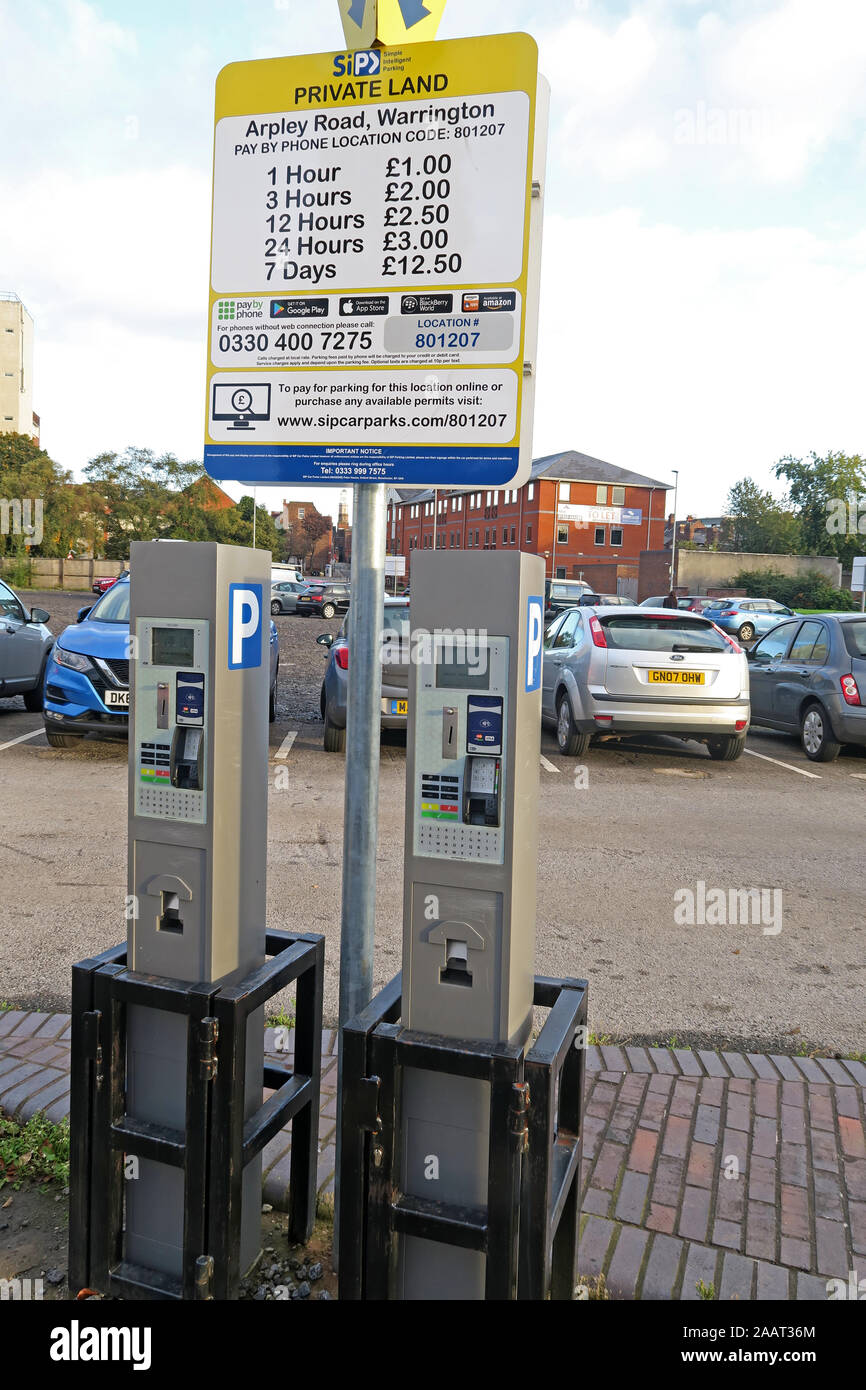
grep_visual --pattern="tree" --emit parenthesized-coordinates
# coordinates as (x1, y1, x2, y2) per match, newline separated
(291, 511, 332, 570)
(724, 477, 801, 554)
(236, 495, 282, 555)
(0, 431, 87, 558)
(774, 451, 866, 567)
(84, 448, 202, 556)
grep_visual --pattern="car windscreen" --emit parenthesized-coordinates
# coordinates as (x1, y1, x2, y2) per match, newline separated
(842, 621, 866, 659)
(382, 605, 410, 640)
(89, 582, 130, 623)
(600, 615, 730, 653)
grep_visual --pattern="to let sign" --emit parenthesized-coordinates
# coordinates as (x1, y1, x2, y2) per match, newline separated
(204, 33, 543, 489)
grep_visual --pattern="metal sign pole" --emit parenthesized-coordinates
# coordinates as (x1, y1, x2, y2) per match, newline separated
(335, 480, 385, 1255)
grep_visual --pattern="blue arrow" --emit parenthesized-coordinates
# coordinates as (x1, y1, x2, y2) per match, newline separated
(347, 0, 366, 26)
(398, 0, 431, 27)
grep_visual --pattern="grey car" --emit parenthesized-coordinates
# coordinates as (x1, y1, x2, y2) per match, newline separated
(318, 598, 410, 752)
(747, 613, 866, 761)
(0, 577, 53, 710)
(270, 580, 309, 615)
(541, 605, 750, 761)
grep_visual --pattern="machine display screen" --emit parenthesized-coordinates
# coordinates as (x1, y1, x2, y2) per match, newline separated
(151, 626, 195, 667)
(435, 654, 490, 691)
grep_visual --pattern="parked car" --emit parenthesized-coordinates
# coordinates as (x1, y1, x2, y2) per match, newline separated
(270, 580, 310, 615)
(0, 578, 53, 710)
(579, 593, 631, 607)
(318, 597, 410, 752)
(702, 597, 796, 643)
(544, 577, 594, 621)
(677, 596, 723, 613)
(92, 573, 123, 596)
(43, 574, 280, 747)
(541, 605, 750, 761)
(747, 613, 866, 761)
(296, 582, 350, 619)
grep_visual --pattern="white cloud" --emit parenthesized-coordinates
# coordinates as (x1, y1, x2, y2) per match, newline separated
(533, 210, 866, 513)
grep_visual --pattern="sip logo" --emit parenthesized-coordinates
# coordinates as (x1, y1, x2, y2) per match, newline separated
(525, 596, 543, 692)
(228, 584, 263, 670)
(333, 50, 380, 77)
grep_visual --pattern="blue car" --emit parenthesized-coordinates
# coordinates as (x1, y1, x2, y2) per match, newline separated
(43, 573, 280, 748)
(702, 597, 797, 644)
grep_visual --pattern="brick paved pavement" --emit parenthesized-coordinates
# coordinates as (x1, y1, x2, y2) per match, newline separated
(2, 1010, 864, 1299)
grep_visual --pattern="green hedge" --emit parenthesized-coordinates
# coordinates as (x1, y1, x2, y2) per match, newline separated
(726, 567, 857, 611)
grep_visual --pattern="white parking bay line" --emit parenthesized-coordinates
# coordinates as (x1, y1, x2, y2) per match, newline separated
(275, 730, 298, 760)
(0, 728, 45, 753)
(744, 748, 821, 779)
(540, 754, 559, 773)
(850, 773, 866, 780)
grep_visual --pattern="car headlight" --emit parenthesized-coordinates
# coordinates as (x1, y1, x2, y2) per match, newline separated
(53, 645, 94, 674)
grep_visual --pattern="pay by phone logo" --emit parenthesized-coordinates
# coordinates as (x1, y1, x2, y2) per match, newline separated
(228, 584, 263, 669)
(525, 596, 544, 692)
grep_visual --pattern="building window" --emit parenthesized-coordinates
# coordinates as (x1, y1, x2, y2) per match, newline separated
(527, 483, 534, 501)
(297, 508, 305, 519)
(610, 527, 623, 547)
(556, 566, 566, 578)
(594, 526, 606, 546)
(484, 528, 490, 547)
(455, 534, 461, 547)
(449, 533, 454, 548)
(611, 486, 625, 505)
(503, 527, 508, 544)
(525, 524, 532, 542)
(559, 482, 570, 500)
(510, 526, 516, 543)
(467, 531, 473, 547)
(557, 524, 568, 544)
(596, 485, 607, 504)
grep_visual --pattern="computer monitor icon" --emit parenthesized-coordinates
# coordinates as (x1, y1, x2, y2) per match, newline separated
(212, 383, 271, 430)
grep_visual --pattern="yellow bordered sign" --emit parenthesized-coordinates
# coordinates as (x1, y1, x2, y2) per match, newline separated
(204, 33, 542, 489)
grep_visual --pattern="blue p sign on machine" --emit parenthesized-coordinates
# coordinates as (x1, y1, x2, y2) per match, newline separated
(228, 583, 263, 669)
(525, 595, 543, 692)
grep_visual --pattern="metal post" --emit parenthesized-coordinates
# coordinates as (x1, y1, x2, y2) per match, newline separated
(669, 469, 679, 588)
(335, 481, 386, 1259)
(252, 486, 257, 549)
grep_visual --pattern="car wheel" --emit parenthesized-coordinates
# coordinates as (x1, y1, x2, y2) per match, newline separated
(23, 666, 46, 712)
(323, 705, 346, 752)
(737, 622, 755, 642)
(556, 692, 590, 757)
(322, 602, 336, 619)
(801, 702, 841, 762)
(706, 734, 746, 761)
(45, 728, 83, 748)
(271, 600, 281, 615)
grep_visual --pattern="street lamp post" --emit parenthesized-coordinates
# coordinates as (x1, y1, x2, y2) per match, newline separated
(669, 470, 679, 590)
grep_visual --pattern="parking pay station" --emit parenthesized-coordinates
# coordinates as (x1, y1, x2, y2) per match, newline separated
(340, 550, 588, 1300)
(69, 541, 324, 1300)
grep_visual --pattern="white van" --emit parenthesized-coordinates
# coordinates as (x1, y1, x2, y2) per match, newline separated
(271, 564, 304, 585)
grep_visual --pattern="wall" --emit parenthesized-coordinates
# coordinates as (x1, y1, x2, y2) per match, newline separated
(0, 557, 125, 590)
(676, 550, 842, 591)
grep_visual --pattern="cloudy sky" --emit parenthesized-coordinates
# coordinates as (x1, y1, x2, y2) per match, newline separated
(1, 0, 864, 524)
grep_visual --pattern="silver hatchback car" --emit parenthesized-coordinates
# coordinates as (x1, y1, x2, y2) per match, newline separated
(541, 605, 751, 761)
(0, 577, 53, 709)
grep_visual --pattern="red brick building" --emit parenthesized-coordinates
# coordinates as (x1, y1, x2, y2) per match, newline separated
(387, 451, 670, 588)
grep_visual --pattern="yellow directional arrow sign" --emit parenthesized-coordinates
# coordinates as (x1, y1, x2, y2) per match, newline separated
(338, 0, 446, 50)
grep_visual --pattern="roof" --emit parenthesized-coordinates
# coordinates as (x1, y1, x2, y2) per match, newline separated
(388, 453, 672, 507)
(530, 451, 671, 490)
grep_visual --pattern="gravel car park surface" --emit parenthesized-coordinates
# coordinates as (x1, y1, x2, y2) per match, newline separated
(1, 594, 864, 1056)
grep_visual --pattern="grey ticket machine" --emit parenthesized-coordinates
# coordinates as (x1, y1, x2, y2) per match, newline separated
(399, 548, 545, 1298)
(125, 540, 270, 1278)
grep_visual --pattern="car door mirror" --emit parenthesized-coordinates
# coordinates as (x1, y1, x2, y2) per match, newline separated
(76, 606, 92, 622)
(316, 632, 333, 647)
(29, 608, 50, 623)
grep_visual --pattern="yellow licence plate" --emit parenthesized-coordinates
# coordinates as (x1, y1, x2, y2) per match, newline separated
(648, 670, 705, 685)
(391, 699, 408, 714)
